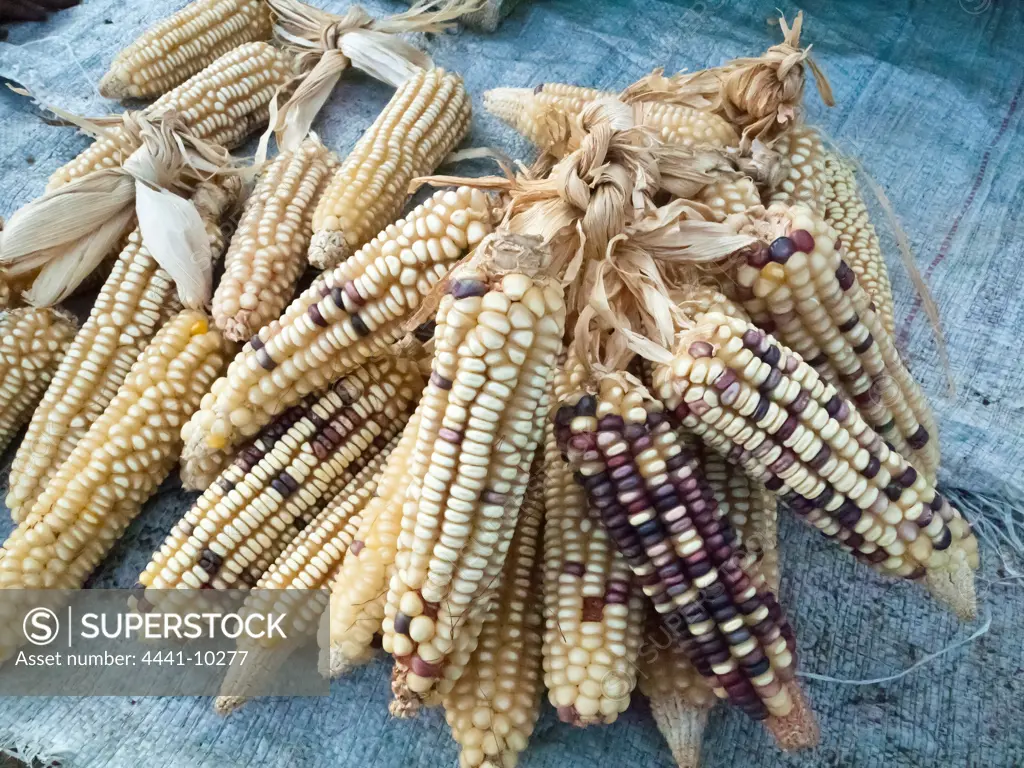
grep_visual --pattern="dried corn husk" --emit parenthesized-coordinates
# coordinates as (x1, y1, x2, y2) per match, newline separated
(0, 108, 235, 307)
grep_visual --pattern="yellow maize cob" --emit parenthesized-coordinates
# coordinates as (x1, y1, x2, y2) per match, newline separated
(652, 311, 979, 619)
(0, 307, 76, 456)
(213, 439, 394, 715)
(443, 471, 545, 768)
(555, 373, 814, 745)
(732, 202, 939, 482)
(49, 42, 293, 190)
(213, 137, 339, 342)
(6, 178, 240, 521)
(483, 84, 738, 156)
(324, 403, 422, 676)
(382, 234, 566, 708)
(136, 357, 420, 615)
(542, 354, 645, 727)
(0, 310, 228, 662)
(100, 0, 272, 100)
(309, 68, 472, 269)
(181, 186, 494, 489)
(823, 152, 896, 338)
(767, 125, 827, 215)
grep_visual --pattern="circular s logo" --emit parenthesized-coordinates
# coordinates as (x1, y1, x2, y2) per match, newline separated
(23, 607, 59, 646)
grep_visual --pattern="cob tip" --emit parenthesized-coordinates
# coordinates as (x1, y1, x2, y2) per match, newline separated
(98, 71, 132, 101)
(926, 557, 978, 621)
(389, 665, 421, 719)
(214, 695, 247, 716)
(648, 696, 708, 768)
(764, 682, 820, 751)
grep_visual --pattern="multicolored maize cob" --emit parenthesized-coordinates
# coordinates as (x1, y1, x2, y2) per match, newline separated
(383, 233, 566, 708)
(483, 84, 738, 157)
(0, 307, 76, 457)
(542, 355, 645, 726)
(324, 404, 421, 676)
(651, 311, 979, 619)
(136, 357, 419, 615)
(6, 178, 239, 521)
(49, 42, 293, 190)
(639, 450, 782, 764)
(0, 310, 228, 662)
(213, 137, 338, 342)
(732, 202, 939, 481)
(555, 372, 815, 744)
(767, 125, 827, 215)
(181, 186, 494, 488)
(309, 68, 472, 269)
(823, 153, 896, 338)
(99, 0, 273, 100)
(443, 469, 545, 768)
(214, 440, 394, 715)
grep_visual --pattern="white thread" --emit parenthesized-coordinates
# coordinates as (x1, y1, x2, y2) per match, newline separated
(797, 612, 991, 686)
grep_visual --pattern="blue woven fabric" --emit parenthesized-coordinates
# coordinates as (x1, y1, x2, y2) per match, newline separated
(1, 1, 1022, 766)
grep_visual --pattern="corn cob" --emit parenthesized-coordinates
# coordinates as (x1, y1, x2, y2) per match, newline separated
(0, 307, 76, 457)
(767, 125, 827, 215)
(0, 310, 227, 662)
(309, 68, 472, 269)
(5, 178, 239, 521)
(181, 186, 494, 489)
(213, 137, 339, 342)
(638, 612, 715, 768)
(555, 371, 815, 744)
(214, 439, 394, 714)
(696, 176, 762, 222)
(732, 202, 939, 482)
(483, 85, 738, 157)
(49, 42, 293, 191)
(100, 0, 273, 100)
(823, 153, 896, 338)
(443, 469, 545, 768)
(382, 233, 566, 708)
(638, 452, 782, 765)
(542, 356, 645, 727)
(324, 404, 422, 676)
(136, 357, 419, 616)
(651, 311, 979, 619)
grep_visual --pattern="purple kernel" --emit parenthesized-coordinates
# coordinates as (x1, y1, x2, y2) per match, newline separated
(836, 261, 856, 290)
(789, 229, 815, 253)
(688, 341, 714, 359)
(450, 279, 489, 299)
(769, 236, 796, 263)
(746, 244, 771, 267)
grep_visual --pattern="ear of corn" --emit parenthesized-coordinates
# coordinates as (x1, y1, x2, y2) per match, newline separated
(5, 178, 240, 521)
(382, 234, 566, 709)
(182, 186, 494, 489)
(0, 310, 228, 662)
(135, 357, 420, 615)
(483, 85, 739, 157)
(767, 126, 827, 215)
(652, 310, 979, 620)
(100, 0, 272, 100)
(555, 371, 815, 745)
(443, 468, 545, 768)
(309, 69, 472, 269)
(732, 202, 939, 482)
(324, 403, 422, 676)
(542, 355, 645, 727)
(0, 307, 77, 457)
(213, 438, 395, 715)
(823, 153, 896, 338)
(49, 42, 294, 191)
(213, 137, 339, 342)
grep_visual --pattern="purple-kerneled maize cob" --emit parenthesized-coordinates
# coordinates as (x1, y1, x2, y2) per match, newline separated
(553, 372, 807, 733)
(651, 312, 979, 620)
(732, 202, 939, 482)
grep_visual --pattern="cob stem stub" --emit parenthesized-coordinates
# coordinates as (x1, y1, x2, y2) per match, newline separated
(649, 695, 708, 768)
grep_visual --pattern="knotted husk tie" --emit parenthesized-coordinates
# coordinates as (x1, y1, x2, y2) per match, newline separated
(261, 0, 478, 157)
(0, 108, 233, 308)
(622, 11, 834, 149)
